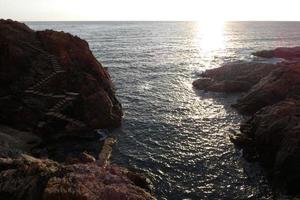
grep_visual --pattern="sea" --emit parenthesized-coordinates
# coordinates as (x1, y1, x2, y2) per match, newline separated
(26, 21, 300, 200)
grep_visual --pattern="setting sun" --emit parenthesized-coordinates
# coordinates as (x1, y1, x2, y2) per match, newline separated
(1, 0, 300, 199)
(197, 21, 225, 52)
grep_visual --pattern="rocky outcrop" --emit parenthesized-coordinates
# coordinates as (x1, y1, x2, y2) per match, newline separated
(253, 46, 300, 60)
(0, 19, 155, 199)
(231, 98, 300, 194)
(0, 19, 122, 135)
(193, 52, 300, 195)
(0, 154, 155, 200)
(193, 62, 280, 93)
(233, 63, 300, 115)
(0, 124, 155, 200)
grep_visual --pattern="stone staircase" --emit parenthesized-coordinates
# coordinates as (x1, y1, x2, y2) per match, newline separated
(45, 112, 86, 128)
(22, 41, 86, 129)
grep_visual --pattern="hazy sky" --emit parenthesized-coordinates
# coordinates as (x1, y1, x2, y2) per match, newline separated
(1, 0, 300, 21)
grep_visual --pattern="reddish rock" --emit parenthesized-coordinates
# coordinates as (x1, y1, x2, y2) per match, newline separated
(0, 19, 122, 134)
(0, 19, 155, 200)
(0, 154, 155, 200)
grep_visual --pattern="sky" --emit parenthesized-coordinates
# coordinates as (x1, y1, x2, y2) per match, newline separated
(1, 0, 300, 21)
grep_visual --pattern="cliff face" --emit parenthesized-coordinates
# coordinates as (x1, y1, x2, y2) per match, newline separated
(193, 49, 300, 194)
(0, 19, 122, 135)
(236, 99, 300, 194)
(0, 19, 155, 200)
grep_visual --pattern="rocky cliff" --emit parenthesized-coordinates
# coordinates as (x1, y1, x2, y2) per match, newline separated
(193, 48, 300, 195)
(0, 19, 155, 200)
(0, 19, 122, 135)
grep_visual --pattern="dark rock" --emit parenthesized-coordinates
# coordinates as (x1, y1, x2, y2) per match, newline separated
(193, 49, 300, 195)
(235, 99, 300, 193)
(253, 46, 300, 60)
(252, 50, 275, 58)
(233, 64, 300, 115)
(0, 19, 155, 199)
(0, 19, 122, 134)
(193, 62, 280, 93)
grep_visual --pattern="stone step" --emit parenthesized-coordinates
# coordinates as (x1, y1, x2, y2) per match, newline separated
(30, 73, 57, 89)
(52, 95, 65, 98)
(65, 92, 79, 96)
(46, 112, 86, 127)
(55, 70, 66, 73)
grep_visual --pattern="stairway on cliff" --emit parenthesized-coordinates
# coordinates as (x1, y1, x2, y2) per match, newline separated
(22, 42, 87, 129)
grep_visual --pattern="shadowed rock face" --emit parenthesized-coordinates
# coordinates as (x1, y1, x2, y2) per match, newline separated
(232, 99, 300, 194)
(0, 19, 155, 200)
(193, 56, 300, 194)
(0, 19, 122, 134)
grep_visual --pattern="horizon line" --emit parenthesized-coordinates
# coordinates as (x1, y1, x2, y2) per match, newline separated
(19, 20, 300, 22)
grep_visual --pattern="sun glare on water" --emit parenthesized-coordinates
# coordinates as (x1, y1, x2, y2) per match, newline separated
(196, 20, 226, 52)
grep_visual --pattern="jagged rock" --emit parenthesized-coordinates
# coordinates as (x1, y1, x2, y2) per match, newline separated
(233, 64, 300, 114)
(253, 46, 300, 60)
(0, 19, 122, 134)
(233, 99, 300, 193)
(193, 62, 280, 93)
(0, 154, 155, 200)
(193, 51, 300, 195)
(0, 19, 155, 199)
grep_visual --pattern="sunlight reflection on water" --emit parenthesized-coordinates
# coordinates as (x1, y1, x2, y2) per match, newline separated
(196, 21, 226, 52)
(26, 21, 300, 199)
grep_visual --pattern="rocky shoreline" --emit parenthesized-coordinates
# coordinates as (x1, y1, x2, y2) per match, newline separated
(193, 47, 300, 195)
(0, 19, 155, 199)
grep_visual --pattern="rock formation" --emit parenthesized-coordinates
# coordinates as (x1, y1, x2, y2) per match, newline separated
(193, 62, 281, 93)
(253, 46, 300, 60)
(231, 98, 300, 194)
(233, 63, 300, 114)
(0, 19, 155, 200)
(0, 19, 122, 136)
(193, 51, 300, 195)
(0, 154, 155, 200)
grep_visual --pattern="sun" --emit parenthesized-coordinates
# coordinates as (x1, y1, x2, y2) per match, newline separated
(196, 20, 226, 52)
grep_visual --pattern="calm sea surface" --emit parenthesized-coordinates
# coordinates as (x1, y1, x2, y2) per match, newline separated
(26, 22, 300, 199)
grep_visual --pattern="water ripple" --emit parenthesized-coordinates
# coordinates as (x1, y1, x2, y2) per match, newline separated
(24, 21, 300, 200)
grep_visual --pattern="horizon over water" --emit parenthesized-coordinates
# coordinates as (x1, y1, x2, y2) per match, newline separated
(26, 21, 300, 199)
